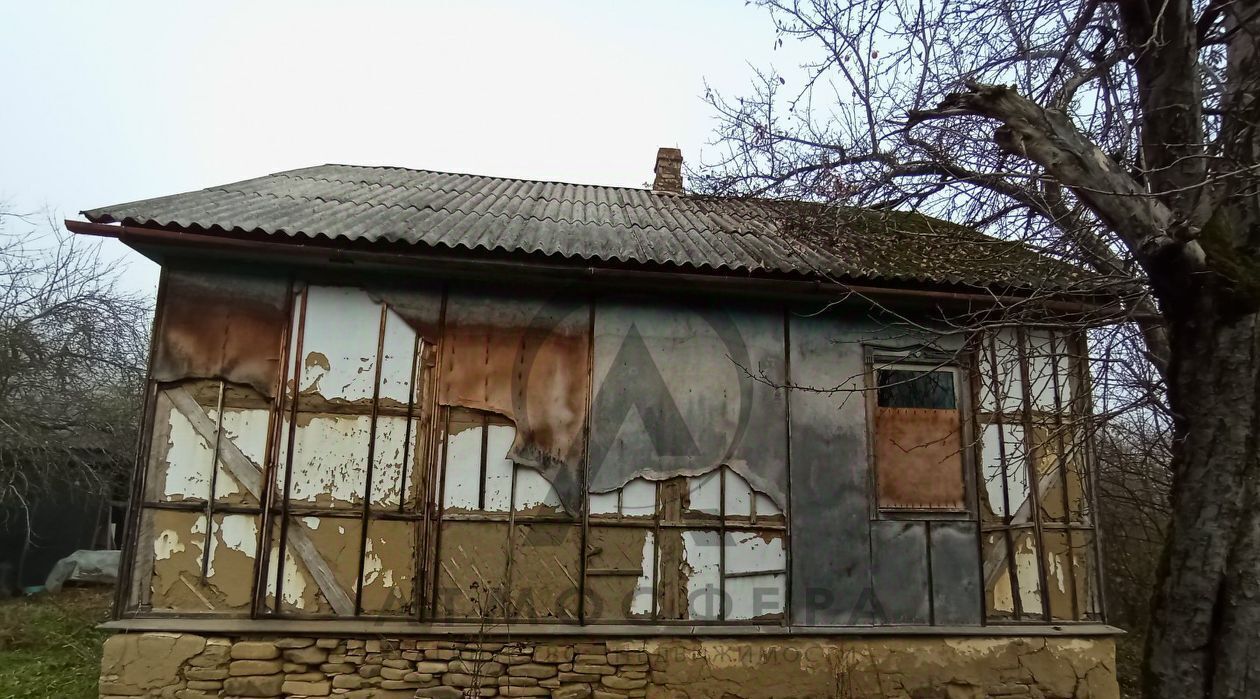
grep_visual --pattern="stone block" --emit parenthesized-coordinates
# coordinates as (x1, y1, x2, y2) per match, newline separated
(415, 688, 463, 699)
(229, 659, 283, 676)
(284, 646, 330, 664)
(602, 675, 648, 690)
(509, 663, 558, 679)
(500, 686, 550, 697)
(101, 633, 208, 693)
(223, 674, 285, 697)
(230, 641, 279, 660)
(281, 678, 332, 696)
(332, 673, 364, 689)
(184, 667, 228, 682)
(533, 645, 575, 663)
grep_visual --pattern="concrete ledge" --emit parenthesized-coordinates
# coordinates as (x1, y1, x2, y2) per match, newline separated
(101, 616, 1123, 637)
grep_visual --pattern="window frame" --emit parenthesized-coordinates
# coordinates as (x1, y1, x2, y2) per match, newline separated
(863, 347, 978, 522)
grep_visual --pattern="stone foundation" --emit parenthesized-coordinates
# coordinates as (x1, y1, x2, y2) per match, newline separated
(98, 632, 1118, 699)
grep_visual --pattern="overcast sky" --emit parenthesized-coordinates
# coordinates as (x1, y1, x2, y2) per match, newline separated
(0, 1, 796, 295)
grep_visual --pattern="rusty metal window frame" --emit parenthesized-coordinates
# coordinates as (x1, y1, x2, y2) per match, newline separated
(248, 283, 435, 620)
(424, 405, 584, 624)
(424, 411, 789, 626)
(583, 470, 789, 626)
(863, 347, 978, 522)
(973, 328, 1104, 624)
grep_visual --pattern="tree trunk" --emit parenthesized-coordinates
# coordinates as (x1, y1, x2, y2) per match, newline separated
(1145, 302, 1260, 698)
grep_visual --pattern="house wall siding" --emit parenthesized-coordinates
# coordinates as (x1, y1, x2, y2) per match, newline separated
(118, 266, 1100, 629)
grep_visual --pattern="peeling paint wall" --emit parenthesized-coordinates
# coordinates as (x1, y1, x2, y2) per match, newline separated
(125, 268, 1101, 630)
(977, 327, 1099, 622)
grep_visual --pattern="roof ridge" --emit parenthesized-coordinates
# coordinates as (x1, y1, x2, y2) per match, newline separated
(117, 188, 791, 239)
(317, 162, 659, 195)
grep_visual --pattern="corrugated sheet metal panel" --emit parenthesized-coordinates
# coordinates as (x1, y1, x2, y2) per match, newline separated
(83, 163, 1087, 288)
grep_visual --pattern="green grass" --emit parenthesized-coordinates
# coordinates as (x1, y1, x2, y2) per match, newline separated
(0, 587, 112, 699)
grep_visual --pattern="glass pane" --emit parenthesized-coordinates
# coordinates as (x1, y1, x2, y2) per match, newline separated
(877, 369, 957, 409)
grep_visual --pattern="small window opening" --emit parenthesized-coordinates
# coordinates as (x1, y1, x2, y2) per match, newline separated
(872, 366, 966, 511)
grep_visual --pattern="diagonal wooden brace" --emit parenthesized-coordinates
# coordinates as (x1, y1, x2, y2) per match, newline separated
(166, 386, 356, 616)
(982, 466, 1064, 591)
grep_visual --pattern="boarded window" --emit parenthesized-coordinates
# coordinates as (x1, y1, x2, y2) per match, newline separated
(873, 367, 966, 510)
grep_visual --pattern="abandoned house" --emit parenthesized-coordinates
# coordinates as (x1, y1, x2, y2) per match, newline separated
(72, 150, 1119, 699)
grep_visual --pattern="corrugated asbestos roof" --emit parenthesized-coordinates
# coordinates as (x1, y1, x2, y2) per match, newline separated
(83, 163, 1087, 290)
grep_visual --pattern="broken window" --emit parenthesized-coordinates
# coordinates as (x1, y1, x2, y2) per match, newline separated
(259, 284, 432, 618)
(872, 365, 967, 511)
(127, 273, 1112, 629)
(430, 407, 580, 622)
(135, 379, 271, 613)
(976, 328, 1101, 622)
(586, 467, 787, 623)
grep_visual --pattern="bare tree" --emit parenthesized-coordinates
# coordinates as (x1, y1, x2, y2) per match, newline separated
(700, 1, 1259, 696)
(0, 207, 150, 526)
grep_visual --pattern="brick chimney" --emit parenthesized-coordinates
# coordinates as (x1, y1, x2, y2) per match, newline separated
(652, 147, 684, 195)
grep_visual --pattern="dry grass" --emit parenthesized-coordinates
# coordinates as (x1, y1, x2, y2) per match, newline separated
(0, 586, 112, 699)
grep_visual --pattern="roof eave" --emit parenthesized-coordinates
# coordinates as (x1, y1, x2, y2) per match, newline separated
(66, 219, 1116, 317)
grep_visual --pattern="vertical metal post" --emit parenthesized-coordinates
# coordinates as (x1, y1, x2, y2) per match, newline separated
(651, 481, 662, 622)
(925, 519, 936, 625)
(1015, 326, 1052, 621)
(966, 333, 988, 626)
(577, 296, 595, 624)
(199, 380, 226, 582)
(477, 413, 489, 511)
(115, 269, 168, 617)
(986, 333, 1022, 620)
(1073, 329, 1108, 621)
(427, 288, 452, 619)
(504, 459, 519, 620)
(403, 335, 425, 619)
(718, 467, 727, 621)
(420, 286, 449, 619)
(781, 305, 793, 626)
(250, 278, 296, 618)
(273, 287, 309, 614)
(1048, 329, 1081, 619)
(428, 407, 451, 619)
(399, 334, 422, 516)
(353, 303, 389, 616)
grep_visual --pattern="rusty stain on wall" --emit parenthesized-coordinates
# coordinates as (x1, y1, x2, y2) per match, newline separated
(153, 271, 288, 396)
(439, 290, 591, 513)
(874, 407, 965, 510)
